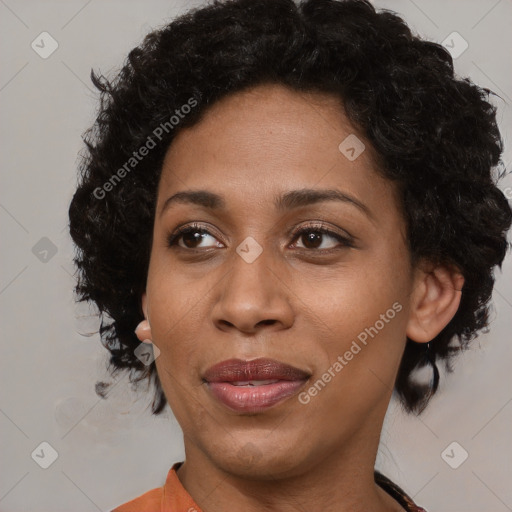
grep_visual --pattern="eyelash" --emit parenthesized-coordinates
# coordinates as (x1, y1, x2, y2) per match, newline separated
(166, 222, 354, 252)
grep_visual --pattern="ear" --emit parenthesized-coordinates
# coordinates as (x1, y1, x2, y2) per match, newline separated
(135, 292, 153, 344)
(406, 262, 465, 343)
(141, 292, 149, 320)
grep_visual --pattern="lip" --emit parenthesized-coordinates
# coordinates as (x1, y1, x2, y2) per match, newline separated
(203, 358, 311, 413)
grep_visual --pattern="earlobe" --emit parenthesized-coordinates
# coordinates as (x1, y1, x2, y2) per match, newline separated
(406, 264, 464, 343)
(135, 293, 153, 344)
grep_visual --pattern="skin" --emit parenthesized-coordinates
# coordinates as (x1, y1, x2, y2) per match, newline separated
(135, 83, 464, 512)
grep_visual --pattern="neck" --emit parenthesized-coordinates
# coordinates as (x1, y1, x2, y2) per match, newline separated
(176, 414, 404, 512)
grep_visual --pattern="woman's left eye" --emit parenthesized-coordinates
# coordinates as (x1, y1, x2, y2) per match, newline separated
(291, 227, 353, 250)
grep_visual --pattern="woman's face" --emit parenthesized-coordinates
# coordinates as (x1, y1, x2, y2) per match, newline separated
(143, 83, 419, 477)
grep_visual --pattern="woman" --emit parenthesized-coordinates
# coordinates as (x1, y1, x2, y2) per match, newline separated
(68, 0, 512, 510)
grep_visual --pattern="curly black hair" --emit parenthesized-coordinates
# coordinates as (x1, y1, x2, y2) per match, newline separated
(68, 0, 512, 415)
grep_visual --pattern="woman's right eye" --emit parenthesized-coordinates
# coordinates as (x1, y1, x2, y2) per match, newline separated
(167, 224, 223, 249)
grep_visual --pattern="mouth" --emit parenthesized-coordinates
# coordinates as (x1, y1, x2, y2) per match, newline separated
(202, 358, 311, 413)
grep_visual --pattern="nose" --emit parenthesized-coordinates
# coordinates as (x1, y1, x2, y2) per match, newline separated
(211, 247, 294, 334)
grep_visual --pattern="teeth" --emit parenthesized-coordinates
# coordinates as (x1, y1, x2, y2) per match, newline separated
(231, 379, 280, 386)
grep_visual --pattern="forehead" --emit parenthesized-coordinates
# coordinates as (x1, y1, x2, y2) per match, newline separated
(157, 83, 397, 218)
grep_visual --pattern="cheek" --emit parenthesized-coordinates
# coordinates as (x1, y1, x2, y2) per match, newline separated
(294, 245, 411, 375)
(149, 283, 207, 425)
(145, 269, 208, 387)
(297, 257, 408, 335)
(146, 254, 215, 337)
(296, 279, 408, 430)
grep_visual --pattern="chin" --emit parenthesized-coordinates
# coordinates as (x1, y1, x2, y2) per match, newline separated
(208, 436, 313, 481)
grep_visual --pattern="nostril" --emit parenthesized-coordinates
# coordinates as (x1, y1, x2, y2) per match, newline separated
(257, 319, 277, 326)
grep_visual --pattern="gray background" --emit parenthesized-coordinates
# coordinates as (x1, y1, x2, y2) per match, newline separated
(1, 0, 511, 511)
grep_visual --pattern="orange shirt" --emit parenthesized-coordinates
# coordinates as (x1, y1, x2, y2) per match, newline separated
(112, 462, 201, 512)
(112, 462, 426, 512)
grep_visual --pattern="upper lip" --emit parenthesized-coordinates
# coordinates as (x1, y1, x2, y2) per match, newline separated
(203, 358, 311, 383)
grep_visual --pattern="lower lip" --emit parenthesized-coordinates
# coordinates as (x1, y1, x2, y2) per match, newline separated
(206, 380, 307, 413)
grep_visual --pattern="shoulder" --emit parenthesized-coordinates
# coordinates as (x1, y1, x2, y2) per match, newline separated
(111, 462, 189, 512)
(375, 470, 428, 512)
(111, 487, 163, 512)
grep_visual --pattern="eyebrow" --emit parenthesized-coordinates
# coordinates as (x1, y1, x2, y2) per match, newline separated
(159, 188, 373, 219)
